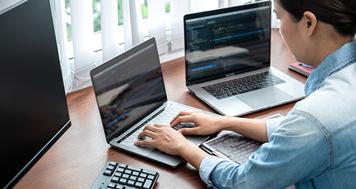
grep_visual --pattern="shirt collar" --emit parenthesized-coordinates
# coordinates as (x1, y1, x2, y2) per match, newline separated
(304, 40, 356, 96)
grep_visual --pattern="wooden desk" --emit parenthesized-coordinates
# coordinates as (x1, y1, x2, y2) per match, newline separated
(14, 29, 306, 189)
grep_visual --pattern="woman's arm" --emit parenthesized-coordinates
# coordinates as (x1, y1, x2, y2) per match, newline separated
(221, 117, 268, 142)
(170, 112, 268, 143)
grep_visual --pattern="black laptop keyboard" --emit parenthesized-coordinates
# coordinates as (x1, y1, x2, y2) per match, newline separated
(203, 72, 285, 99)
(205, 132, 262, 164)
(91, 161, 159, 189)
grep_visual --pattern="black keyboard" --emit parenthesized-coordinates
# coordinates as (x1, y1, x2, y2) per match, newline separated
(203, 131, 261, 164)
(203, 72, 285, 99)
(91, 161, 159, 189)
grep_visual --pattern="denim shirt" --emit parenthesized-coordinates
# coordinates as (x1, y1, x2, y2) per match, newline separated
(199, 40, 356, 189)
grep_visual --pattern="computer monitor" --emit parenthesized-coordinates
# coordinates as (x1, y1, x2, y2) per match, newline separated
(0, 0, 71, 188)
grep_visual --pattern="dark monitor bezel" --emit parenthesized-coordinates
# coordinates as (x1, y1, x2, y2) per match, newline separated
(5, 121, 71, 189)
(1, 0, 71, 188)
(183, 1, 272, 85)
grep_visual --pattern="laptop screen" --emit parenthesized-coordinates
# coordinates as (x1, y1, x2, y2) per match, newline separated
(184, 1, 271, 85)
(91, 38, 167, 141)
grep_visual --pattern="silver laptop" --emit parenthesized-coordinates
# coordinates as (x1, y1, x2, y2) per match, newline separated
(184, 1, 305, 116)
(90, 38, 209, 168)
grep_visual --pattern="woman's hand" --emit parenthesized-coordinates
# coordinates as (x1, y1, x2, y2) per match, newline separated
(170, 111, 225, 136)
(135, 124, 192, 156)
(135, 124, 208, 169)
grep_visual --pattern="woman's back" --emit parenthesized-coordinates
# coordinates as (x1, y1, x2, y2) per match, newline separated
(291, 40, 356, 188)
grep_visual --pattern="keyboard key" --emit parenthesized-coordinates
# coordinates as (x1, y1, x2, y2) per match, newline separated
(108, 183, 116, 188)
(147, 175, 155, 180)
(109, 162, 118, 167)
(117, 168, 124, 173)
(107, 165, 115, 170)
(135, 181, 143, 188)
(127, 180, 135, 186)
(127, 166, 140, 171)
(132, 171, 140, 176)
(137, 177, 145, 183)
(115, 185, 124, 189)
(119, 178, 127, 184)
(111, 176, 119, 183)
(143, 179, 153, 189)
(122, 174, 129, 179)
(142, 169, 156, 175)
(140, 173, 147, 178)
(104, 170, 112, 176)
(118, 164, 127, 168)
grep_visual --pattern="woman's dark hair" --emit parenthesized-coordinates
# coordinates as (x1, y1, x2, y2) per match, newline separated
(277, 0, 356, 36)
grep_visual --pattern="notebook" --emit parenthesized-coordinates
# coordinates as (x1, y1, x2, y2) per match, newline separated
(288, 62, 313, 77)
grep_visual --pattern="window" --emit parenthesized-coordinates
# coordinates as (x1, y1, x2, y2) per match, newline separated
(64, 0, 171, 42)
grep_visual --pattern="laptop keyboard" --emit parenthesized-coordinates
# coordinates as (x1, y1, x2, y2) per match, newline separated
(203, 71, 285, 99)
(118, 104, 195, 154)
(205, 132, 261, 164)
(91, 160, 159, 189)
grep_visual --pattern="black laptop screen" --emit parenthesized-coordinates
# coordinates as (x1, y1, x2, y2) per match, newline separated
(91, 39, 167, 141)
(185, 2, 271, 84)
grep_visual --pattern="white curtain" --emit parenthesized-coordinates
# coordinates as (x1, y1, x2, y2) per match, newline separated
(101, 0, 122, 62)
(49, 0, 73, 92)
(228, 0, 254, 6)
(147, 0, 168, 54)
(191, 0, 219, 12)
(50, 0, 278, 93)
(170, 0, 190, 51)
(70, 0, 97, 89)
(126, 0, 145, 48)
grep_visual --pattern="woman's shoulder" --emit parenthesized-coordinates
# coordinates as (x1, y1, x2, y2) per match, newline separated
(294, 64, 356, 132)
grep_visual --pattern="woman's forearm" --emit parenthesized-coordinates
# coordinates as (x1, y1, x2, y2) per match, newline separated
(178, 117, 267, 170)
(220, 117, 268, 142)
(178, 141, 207, 170)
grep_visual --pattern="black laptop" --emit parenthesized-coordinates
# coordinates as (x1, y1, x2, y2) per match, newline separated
(90, 38, 209, 168)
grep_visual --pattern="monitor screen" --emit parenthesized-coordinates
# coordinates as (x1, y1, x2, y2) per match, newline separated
(0, 0, 71, 188)
(184, 1, 271, 84)
(91, 39, 167, 142)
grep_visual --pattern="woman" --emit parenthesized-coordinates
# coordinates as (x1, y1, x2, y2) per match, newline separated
(136, 0, 356, 188)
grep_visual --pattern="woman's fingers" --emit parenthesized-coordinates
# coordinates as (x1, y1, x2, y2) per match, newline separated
(170, 115, 195, 127)
(143, 124, 160, 132)
(179, 127, 201, 135)
(135, 138, 155, 146)
(138, 124, 162, 138)
(170, 111, 191, 124)
(138, 129, 157, 139)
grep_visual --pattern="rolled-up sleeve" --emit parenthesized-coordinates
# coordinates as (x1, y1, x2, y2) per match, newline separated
(198, 110, 330, 189)
(265, 116, 285, 141)
(199, 155, 228, 185)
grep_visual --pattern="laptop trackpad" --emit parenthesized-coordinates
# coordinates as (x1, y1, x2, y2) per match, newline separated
(238, 87, 293, 109)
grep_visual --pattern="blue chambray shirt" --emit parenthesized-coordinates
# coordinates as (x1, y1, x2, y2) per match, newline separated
(199, 40, 356, 189)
